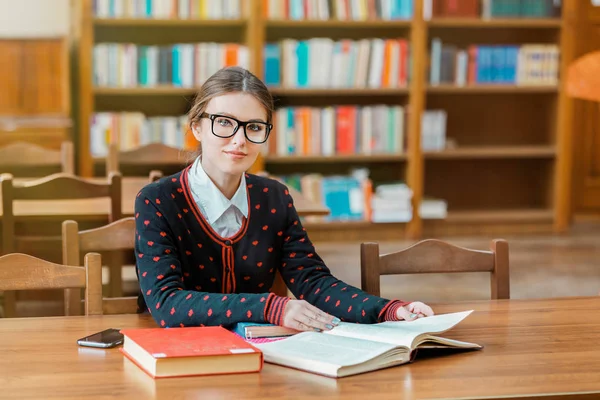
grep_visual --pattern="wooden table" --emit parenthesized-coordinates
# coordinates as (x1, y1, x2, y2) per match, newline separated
(1, 297, 599, 399)
(0, 177, 329, 220)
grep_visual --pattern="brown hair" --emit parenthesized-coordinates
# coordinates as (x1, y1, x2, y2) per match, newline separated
(188, 66, 275, 130)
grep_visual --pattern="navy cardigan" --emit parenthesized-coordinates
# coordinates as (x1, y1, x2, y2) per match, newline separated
(134, 166, 406, 328)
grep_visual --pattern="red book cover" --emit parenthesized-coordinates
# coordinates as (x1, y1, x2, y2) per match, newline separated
(336, 106, 356, 155)
(120, 326, 263, 378)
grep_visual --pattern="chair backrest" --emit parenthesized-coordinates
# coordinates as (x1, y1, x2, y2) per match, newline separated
(0, 252, 102, 316)
(0, 141, 74, 175)
(106, 142, 194, 176)
(0, 172, 122, 254)
(360, 239, 510, 300)
(62, 218, 139, 315)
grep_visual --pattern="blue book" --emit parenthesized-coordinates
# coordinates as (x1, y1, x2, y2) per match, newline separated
(321, 177, 364, 222)
(296, 41, 309, 88)
(232, 322, 298, 339)
(264, 43, 281, 87)
(172, 45, 182, 87)
(145, 0, 152, 18)
(505, 46, 519, 84)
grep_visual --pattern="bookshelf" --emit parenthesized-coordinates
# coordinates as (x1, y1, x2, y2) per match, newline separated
(74, 0, 580, 240)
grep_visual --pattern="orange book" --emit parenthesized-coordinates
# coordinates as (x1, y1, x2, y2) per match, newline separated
(224, 44, 238, 67)
(382, 40, 393, 88)
(120, 326, 263, 379)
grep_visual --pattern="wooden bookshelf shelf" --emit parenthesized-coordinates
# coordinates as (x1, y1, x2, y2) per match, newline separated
(269, 87, 410, 96)
(427, 18, 562, 28)
(94, 87, 199, 96)
(444, 208, 554, 223)
(266, 154, 408, 163)
(266, 20, 412, 28)
(423, 146, 556, 159)
(93, 18, 247, 27)
(427, 84, 558, 94)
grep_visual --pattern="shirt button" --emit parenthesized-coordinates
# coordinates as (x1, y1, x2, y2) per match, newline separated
(225, 240, 232, 246)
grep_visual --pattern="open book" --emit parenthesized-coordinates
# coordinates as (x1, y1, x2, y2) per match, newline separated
(253, 310, 481, 378)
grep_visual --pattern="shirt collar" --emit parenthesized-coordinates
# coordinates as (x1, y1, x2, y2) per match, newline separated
(191, 157, 248, 224)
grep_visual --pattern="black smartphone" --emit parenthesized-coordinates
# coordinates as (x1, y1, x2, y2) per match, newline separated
(77, 328, 124, 348)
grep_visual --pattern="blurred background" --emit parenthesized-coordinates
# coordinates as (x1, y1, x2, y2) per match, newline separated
(0, 0, 599, 317)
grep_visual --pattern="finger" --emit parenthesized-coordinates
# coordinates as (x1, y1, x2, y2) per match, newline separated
(290, 318, 315, 332)
(294, 315, 323, 332)
(303, 303, 339, 326)
(412, 304, 434, 317)
(300, 309, 335, 331)
(397, 306, 418, 321)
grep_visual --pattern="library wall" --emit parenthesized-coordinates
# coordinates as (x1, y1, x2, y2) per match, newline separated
(0, 0, 70, 38)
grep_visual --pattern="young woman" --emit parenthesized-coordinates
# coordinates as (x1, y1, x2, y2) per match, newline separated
(134, 66, 433, 331)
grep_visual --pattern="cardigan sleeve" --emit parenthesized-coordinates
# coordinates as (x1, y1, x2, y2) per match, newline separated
(276, 185, 410, 324)
(135, 189, 287, 328)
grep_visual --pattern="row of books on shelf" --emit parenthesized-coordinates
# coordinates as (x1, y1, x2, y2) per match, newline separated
(89, 107, 449, 157)
(93, 0, 560, 21)
(426, 0, 560, 19)
(269, 105, 405, 157)
(93, 43, 249, 88)
(264, 0, 414, 21)
(90, 113, 194, 156)
(280, 171, 447, 223)
(93, 0, 244, 19)
(430, 41, 559, 86)
(265, 38, 410, 89)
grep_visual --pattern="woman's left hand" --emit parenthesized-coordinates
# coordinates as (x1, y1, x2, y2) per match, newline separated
(396, 301, 434, 321)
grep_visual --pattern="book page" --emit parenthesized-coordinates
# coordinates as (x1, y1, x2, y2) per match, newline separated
(254, 331, 401, 377)
(324, 310, 474, 349)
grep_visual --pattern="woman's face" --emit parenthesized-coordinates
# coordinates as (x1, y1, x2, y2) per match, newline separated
(192, 92, 268, 179)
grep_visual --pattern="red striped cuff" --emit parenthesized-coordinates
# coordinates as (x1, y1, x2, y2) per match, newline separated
(264, 293, 290, 326)
(378, 299, 411, 322)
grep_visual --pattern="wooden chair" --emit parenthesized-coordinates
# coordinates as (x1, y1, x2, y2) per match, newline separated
(1, 172, 122, 254)
(0, 252, 102, 317)
(0, 141, 74, 177)
(0, 172, 122, 317)
(106, 142, 194, 176)
(62, 218, 138, 315)
(360, 239, 510, 300)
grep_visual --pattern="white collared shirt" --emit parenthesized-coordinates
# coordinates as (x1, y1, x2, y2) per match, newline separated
(188, 157, 248, 238)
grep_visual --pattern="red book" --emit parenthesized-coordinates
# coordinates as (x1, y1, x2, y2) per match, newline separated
(120, 326, 263, 379)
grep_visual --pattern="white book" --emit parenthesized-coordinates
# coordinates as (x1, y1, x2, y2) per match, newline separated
(430, 38, 442, 85)
(276, 108, 288, 156)
(355, 39, 371, 88)
(178, 0, 189, 18)
(255, 311, 480, 378)
(311, 108, 321, 155)
(321, 107, 335, 156)
(455, 50, 468, 86)
(238, 45, 250, 70)
(423, 0, 432, 20)
(394, 105, 404, 153)
(361, 107, 372, 154)
(368, 39, 385, 88)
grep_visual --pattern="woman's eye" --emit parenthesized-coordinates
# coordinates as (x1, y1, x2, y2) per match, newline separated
(217, 118, 233, 126)
(247, 124, 263, 132)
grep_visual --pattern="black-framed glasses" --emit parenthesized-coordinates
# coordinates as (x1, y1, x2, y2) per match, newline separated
(200, 112, 272, 144)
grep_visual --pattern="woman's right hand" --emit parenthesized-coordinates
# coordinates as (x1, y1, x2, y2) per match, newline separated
(282, 300, 340, 332)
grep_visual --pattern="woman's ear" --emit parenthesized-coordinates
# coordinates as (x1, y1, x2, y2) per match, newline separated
(191, 121, 202, 142)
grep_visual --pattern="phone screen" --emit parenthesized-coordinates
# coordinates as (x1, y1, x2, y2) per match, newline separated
(77, 328, 124, 348)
